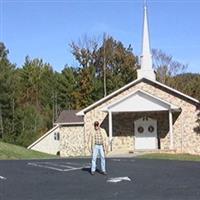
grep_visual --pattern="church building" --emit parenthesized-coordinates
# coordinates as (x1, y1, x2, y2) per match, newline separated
(28, 5, 200, 156)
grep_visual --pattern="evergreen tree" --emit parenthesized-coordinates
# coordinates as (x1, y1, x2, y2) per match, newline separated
(55, 67, 78, 110)
(0, 42, 17, 139)
(15, 56, 55, 146)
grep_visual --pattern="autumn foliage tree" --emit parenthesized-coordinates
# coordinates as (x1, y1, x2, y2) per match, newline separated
(69, 35, 138, 108)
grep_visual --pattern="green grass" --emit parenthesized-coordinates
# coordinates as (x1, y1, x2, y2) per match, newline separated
(0, 141, 57, 160)
(138, 153, 200, 162)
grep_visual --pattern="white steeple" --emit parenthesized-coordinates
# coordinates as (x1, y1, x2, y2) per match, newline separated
(137, 2, 156, 80)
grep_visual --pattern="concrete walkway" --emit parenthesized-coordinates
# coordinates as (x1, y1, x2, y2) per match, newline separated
(107, 151, 146, 158)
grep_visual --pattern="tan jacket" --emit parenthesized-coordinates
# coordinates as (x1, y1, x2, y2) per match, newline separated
(88, 128, 109, 154)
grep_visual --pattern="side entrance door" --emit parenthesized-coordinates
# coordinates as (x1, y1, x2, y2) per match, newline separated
(134, 117, 157, 150)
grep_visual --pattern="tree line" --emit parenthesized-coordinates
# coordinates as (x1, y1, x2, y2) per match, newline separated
(0, 35, 199, 147)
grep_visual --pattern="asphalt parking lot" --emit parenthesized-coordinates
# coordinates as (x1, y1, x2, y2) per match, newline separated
(0, 158, 200, 200)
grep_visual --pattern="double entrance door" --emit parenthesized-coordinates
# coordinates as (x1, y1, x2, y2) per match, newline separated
(134, 117, 157, 150)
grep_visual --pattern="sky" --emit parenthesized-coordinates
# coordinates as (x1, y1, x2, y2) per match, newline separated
(1, 0, 200, 73)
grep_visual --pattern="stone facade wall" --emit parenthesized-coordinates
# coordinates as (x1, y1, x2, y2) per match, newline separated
(112, 113, 134, 152)
(60, 125, 85, 157)
(84, 80, 200, 155)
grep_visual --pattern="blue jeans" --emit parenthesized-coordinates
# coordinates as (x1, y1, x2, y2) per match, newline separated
(91, 145, 106, 173)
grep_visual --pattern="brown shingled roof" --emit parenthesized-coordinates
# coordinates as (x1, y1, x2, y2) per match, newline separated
(55, 110, 84, 124)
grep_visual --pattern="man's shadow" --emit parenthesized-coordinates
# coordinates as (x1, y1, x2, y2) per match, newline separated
(81, 167, 91, 174)
(81, 158, 103, 174)
(82, 167, 103, 174)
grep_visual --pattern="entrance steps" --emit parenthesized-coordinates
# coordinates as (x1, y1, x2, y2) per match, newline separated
(108, 149, 134, 157)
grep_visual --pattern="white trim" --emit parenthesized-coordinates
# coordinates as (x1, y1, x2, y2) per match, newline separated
(53, 122, 84, 126)
(101, 89, 179, 112)
(109, 111, 113, 147)
(169, 109, 174, 150)
(180, 110, 184, 153)
(27, 125, 60, 149)
(76, 78, 200, 116)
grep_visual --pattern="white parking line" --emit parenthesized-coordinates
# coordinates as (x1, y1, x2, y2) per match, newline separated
(28, 162, 65, 171)
(62, 162, 90, 166)
(41, 162, 75, 169)
(63, 166, 90, 172)
(27, 162, 90, 172)
(0, 176, 6, 180)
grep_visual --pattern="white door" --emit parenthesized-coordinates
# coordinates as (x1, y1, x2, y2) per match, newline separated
(134, 117, 157, 150)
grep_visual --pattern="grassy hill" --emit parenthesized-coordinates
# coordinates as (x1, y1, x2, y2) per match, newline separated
(0, 141, 57, 160)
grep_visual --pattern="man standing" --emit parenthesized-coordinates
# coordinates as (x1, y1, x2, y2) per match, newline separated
(89, 121, 108, 175)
